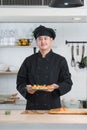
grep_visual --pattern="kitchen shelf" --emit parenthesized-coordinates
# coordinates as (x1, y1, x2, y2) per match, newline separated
(0, 45, 35, 48)
(0, 71, 18, 74)
(0, 45, 57, 48)
(65, 40, 87, 44)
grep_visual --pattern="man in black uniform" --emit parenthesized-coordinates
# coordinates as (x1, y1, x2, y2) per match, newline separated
(16, 25, 73, 110)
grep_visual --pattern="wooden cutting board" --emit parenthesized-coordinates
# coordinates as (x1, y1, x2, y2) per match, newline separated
(21, 109, 87, 115)
(48, 108, 87, 115)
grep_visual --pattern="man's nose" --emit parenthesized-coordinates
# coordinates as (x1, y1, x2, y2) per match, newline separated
(41, 39, 45, 43)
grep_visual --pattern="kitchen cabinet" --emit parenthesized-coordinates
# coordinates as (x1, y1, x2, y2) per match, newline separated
(0, 7, 87, 23)
(0, 124, 87, 130)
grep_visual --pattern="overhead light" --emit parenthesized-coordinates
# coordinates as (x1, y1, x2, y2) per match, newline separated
(49, 0, 84, 8)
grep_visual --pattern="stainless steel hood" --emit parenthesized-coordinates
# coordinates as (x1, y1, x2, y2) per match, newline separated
(49, 0, 84, 8)
(0, 5, 87, 23)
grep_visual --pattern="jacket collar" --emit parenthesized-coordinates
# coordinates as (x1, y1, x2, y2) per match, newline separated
(38, 49, 53, 59)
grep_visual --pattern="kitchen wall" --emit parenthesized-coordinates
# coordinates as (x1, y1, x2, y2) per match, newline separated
(0, 23, 87, 101)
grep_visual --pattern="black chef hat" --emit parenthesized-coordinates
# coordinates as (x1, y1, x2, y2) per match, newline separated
(33, 25, 56, 40)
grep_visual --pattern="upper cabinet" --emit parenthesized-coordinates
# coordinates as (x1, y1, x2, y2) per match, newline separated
(0, 7, 87, 23)
(0, 0, 87, 22)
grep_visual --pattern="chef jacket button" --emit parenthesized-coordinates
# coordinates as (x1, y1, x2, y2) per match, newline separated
(38, 58, 41, 61)
(44, 94, 47, 97)
(37, 67, 40, 70)
(44, 104, 47, 106)
(46, 58, 48, 61)
(45, 75, 48, 78)
(37, 75, 39, 78)
(46, 66, 48, 69)
(36, 93, 39, 96)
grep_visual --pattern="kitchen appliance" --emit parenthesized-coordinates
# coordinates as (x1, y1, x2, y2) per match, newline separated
(79, 100, 87, 108)
(49, 0, 84, 8)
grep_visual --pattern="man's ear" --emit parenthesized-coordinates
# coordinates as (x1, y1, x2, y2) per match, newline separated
(51, 38, 53, 42)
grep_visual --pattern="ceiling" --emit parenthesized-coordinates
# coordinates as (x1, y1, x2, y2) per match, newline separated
(0, 6, 87, 23)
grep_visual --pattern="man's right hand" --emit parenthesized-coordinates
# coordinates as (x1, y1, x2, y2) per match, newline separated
(26, 85, 36, 94)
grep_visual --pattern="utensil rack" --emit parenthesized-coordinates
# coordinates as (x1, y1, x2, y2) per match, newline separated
(65, 40, 87, 44)
(66, 40, 87, 108)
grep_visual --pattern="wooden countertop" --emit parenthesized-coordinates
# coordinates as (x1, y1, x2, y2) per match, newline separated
(0, 109, 87, 124)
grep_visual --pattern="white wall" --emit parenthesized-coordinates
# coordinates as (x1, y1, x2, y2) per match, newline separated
(0, 23, 87, 100)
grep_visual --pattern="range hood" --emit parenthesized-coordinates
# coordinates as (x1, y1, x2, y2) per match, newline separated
(0, 1, 87, 23)
(49, 0, 84, 8)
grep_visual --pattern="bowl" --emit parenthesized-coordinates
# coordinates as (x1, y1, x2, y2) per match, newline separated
(62, 99, 80, 108)
(0, 64, 8, 72)
(9, 65, 19, 72)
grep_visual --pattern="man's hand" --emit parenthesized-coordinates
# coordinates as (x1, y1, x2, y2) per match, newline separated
(52, 83, 59, 89)
(26, 85, 36, 94)
(45, 83, 59, 92)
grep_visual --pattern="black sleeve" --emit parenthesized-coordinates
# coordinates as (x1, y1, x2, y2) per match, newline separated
(16, 59, 30, 99)
(58, 58, 73, 96)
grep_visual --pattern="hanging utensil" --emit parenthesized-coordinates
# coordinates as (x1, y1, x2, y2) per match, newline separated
(76, 44, 79, 63)
(81, 44, 85, 61)
(71, 44, 76, 67)
(75, 44, 79, 70)
(76, 45, 79, 56)
(79, 44, 85, 68)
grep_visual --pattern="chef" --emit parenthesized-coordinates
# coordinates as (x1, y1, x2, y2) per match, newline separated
(16, 25, 73, 110)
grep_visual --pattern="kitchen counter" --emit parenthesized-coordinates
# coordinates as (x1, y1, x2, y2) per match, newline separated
(0, 110, 87, 130)
(0, 109, 87, 124)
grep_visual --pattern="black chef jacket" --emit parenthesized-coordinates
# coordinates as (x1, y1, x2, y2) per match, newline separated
(16, 50, 73, 110)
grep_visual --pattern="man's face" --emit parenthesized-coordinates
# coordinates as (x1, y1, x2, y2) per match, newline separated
(36, 36, 53, 51)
